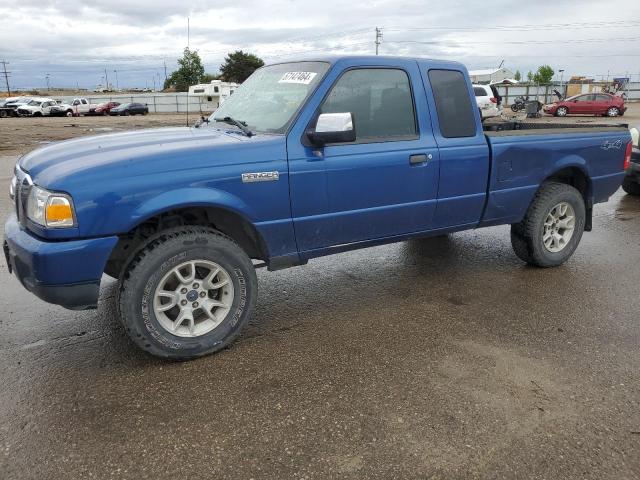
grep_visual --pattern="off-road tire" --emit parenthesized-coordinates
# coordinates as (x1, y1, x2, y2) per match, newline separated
(118, 226, 257, 360)
(510, 182, 585, 267)
(622, 177, 640, 195)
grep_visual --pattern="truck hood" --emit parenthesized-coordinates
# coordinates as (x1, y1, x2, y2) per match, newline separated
(19, 126, 285, 189)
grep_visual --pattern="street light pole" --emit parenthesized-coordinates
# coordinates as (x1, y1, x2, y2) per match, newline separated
(113, 70, 119, 91)
(45, 73, 50, 91)
(559, 69, 564, 97)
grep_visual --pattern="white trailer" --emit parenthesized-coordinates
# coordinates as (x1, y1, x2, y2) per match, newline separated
(188, 80, 239, 112)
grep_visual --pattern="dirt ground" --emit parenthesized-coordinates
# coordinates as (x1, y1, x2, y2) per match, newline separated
(0, 113, 195, 156)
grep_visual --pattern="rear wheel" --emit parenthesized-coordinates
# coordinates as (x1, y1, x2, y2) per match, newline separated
(555, 106, 568, 117)
(118, 226, 257, 360)
(65, 110, 73, 117)
(622, 177, 640, 195)
(0, 110, 7, 118)
(606, 107, 620, 117)
(511, 182, 585, 267)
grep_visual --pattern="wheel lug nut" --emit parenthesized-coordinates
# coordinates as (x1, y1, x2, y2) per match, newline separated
(193, 283, 199, 289)
(180, 300, 187, 306)
(199, 291, 206, 298)
(192, 302, 199, 308)
(181, 288, 187, 294)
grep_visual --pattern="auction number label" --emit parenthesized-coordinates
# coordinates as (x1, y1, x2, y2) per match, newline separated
(278, 71, 317, 84)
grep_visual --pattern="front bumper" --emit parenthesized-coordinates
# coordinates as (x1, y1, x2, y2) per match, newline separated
(3, 213, 118, 310)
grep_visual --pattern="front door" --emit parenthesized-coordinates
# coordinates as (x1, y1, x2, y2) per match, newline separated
(572, 94, 594, 114)
(287, 62, 440, 253)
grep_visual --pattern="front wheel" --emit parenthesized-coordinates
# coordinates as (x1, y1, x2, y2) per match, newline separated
(555, 106, 568, 117)
(118, 227, 257, 360)
(511, 182, 585, 267)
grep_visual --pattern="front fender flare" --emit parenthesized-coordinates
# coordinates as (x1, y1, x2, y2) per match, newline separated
(125, 187, 258, 233)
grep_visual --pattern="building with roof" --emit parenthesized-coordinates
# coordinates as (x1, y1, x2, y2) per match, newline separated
(468, 67, 515, 84)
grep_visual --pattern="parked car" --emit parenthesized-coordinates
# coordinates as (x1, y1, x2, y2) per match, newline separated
(89, 101, 121, 115)
(1, 96, 34, 116)
(16, 98, 59, 116)
(109, 102, 148, 115)
(69, 98, 97, 116)
(543, 93, 626, 117)
(622, 127, 640, 195)
(473, 84, 501, 120)
(4, 56, 632, 360)
(49, 101, 74, 117)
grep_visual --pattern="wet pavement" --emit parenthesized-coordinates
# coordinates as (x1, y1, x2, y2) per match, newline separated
(1, 163, 640, 479)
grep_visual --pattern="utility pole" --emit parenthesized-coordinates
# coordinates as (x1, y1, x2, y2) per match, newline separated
(113, 70, 119, 91)
(45, 73, 50, 91)
(187, 17, 190, 50)
(104, 68, 109, 90)
(375, 27, 382, 55)
(163, 59, 168, 81)
(1, 60, 11, 95)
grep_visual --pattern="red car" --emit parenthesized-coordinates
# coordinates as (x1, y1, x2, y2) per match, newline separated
(91, 101, 121, 115)
(544, 93, 626, 117)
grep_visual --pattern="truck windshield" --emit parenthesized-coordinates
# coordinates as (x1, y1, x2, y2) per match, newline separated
(210, 61, 329, 134)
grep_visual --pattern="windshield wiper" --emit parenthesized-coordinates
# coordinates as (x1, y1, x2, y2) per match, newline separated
(213, 116, 253, 137)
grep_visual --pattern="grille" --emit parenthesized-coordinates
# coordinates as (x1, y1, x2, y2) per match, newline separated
(14, 168, 32, 227)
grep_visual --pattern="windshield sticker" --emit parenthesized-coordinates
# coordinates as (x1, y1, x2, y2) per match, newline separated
(278, 72, 317, 84)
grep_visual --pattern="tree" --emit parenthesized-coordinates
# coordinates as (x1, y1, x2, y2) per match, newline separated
(514, 70, 521, 81)
(163, 48, 205, 92)
(219, 51, 264, 83)
(201, 73, 221, 83)
(526, 71, 533, 82)
(533, 65, 554, 85)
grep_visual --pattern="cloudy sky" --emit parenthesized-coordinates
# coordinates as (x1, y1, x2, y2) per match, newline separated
(1, 0, 639, 90)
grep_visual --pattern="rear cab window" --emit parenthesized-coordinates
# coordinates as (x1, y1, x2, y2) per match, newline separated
(473, 86, 487, 97)
(428, 69, 477, 138)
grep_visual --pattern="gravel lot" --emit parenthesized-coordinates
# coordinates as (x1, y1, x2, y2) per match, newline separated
(0, 106, 639, 479)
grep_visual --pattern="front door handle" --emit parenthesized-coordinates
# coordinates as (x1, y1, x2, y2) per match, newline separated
(409, 153, 432, 165)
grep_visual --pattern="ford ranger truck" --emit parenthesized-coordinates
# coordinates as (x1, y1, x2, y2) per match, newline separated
(4, 56, 632, 359)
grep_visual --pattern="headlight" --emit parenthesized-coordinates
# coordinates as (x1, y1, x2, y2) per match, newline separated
(26, 185, 76, 228)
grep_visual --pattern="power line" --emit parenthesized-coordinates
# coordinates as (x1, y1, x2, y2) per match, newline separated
(386, 36, 640, 46)
(384, 20, 640, 32)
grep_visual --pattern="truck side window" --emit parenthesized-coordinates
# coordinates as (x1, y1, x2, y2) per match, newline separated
(428, 69, 476, 138)
(320, 68, 417, 141)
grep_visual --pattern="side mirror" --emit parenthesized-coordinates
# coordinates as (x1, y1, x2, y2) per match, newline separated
(307, 112, 356, 146)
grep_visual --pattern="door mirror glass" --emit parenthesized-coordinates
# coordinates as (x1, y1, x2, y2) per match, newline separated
(307, 112, 356, 146)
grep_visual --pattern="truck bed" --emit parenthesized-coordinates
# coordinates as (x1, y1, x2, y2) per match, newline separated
(480, 122, 628, 228)
(484, 120, 629, 135)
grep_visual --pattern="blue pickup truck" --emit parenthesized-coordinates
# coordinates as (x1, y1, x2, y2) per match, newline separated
(4, 56, 633, 359)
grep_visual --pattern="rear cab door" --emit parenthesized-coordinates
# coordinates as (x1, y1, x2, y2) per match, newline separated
(287, 57, 441, 254)
(419, 63, 490, 228)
